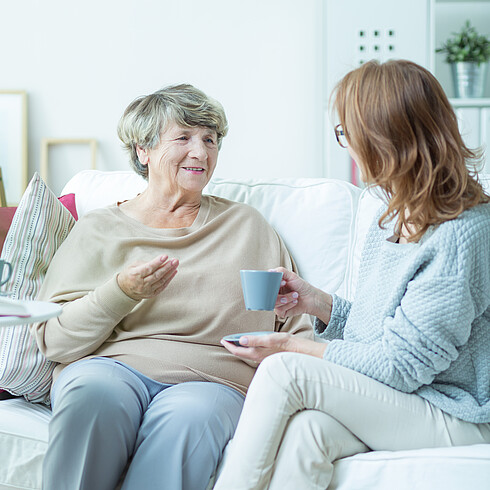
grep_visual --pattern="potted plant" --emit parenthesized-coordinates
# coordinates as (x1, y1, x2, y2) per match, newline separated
(436, 20, 490, 98)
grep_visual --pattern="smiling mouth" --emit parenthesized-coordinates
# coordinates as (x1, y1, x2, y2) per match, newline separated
(182, 167, 205, 173)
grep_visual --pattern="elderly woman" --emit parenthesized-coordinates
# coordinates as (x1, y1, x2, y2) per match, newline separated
(214, 60, 490, 490)
(30, 84, 312, 490)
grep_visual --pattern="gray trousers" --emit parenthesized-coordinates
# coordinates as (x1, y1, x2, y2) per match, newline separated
(43, 357, 244, 490)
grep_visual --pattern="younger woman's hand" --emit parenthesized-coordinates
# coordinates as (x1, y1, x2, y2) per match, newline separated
(271, 267, 333, 324)
(117, 255, 179, 301)
(221, 332, 327, 363)
(221, 332, 292, 363)
(271, 267, 317, 318)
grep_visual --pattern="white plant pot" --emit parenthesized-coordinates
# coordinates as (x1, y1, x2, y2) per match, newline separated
(451, 62, 488, 98)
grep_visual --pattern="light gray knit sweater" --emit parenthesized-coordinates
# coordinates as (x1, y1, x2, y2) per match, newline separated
(315, 203, 490, 423)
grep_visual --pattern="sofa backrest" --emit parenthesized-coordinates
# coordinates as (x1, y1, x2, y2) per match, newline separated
(61, 171, 365, 297)
(205, 178, 362, 296)
(345, 173, 490, 300)
(61, 170, 148, 217)
(61, 170, 490, 301)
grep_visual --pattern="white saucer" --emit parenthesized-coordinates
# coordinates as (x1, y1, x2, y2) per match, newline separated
(222, 331, 276, 346)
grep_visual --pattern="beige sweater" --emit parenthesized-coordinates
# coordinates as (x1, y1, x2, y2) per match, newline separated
(31, 195, 313, 396)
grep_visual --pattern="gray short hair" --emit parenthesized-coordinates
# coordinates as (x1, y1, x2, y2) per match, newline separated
(117, 84, 229, 179)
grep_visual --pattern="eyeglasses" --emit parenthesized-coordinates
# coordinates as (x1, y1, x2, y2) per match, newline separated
(334, 124, 348, 148)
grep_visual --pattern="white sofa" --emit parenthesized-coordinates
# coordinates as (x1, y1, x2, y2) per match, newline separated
(0, 170, 489, 490)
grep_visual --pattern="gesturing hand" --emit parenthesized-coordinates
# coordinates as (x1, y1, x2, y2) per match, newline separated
(117, 254, 179, 301)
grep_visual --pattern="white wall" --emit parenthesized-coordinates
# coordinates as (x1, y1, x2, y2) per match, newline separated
(2, 1, 488, 201)
(1, 0, 324, 196)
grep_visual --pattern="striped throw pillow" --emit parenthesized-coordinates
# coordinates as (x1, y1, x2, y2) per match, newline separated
(0, 173, 75, 403)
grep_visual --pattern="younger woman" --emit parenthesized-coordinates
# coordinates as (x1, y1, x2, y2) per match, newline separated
(214, 59, 490, 490)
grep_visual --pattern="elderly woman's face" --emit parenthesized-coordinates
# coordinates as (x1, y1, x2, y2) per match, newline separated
(139, 122, 219, 195)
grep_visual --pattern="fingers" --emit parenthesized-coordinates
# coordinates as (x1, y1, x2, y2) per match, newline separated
(273, 289, 299, 317)
(271, 267, 297, 282)
(221, 339, 265, 363)
(139, 255, 170, 279)
(228, 332, 288, 349)
(276, 291, 299, 308)
(152, 269, 178, 295)
(269, 266, 288, 274)
(118, 255, 179, 300)
(220, 333, 291, 363)
(237, 333, 272, 348)
(145, 257, 179, 287)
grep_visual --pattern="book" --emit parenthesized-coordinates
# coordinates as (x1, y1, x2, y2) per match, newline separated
(0, 297, 31, 318)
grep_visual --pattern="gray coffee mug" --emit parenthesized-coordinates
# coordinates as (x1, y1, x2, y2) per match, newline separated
(240, 270, 283, 311)
(0, 259, 12, 287)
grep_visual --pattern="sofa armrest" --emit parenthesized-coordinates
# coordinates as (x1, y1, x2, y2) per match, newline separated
(0, 207, 17, 253)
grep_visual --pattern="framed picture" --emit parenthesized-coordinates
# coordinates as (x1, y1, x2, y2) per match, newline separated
(40, 138, 97, 195)
(0, 90, 28, 205)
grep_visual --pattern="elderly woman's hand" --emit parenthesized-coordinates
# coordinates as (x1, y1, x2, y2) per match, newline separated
(221, 332, 327, 363)
(117, 254, 179, 301)
(272, 267, 333, 324)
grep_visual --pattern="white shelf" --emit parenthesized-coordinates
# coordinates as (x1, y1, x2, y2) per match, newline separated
(449, 98, 490, 108)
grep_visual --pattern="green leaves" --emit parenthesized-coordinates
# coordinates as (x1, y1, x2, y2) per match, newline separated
(436, 20, 490, 64)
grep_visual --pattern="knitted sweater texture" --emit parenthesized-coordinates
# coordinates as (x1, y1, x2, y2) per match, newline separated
(315, 203, 490, 423)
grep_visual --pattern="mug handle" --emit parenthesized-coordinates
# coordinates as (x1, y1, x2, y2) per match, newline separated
(0, 261, 12, 287)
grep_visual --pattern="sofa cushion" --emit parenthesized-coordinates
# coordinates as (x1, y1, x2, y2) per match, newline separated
(329, 443, 490, 490)
(61, 171, 363, 295)
(60, 169, 147, 217)
(58, 193, 78, 220)
(0, 207, 17, 252)
(0, 196, 77, 255)
(345, 173, 490, 301)
(344, 187, 384, 300)
(0, 173, 75, 403)
(0, 398, 49, 489)
(205, 178, 363, 294)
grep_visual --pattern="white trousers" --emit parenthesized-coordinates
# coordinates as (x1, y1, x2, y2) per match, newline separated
(213, 352, 490, 490)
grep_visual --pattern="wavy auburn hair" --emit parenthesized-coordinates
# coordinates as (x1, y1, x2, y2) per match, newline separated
(332, 59, 489, 242)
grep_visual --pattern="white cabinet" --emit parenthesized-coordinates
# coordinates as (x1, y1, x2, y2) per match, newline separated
(324, 0, 490, 180)
(436, 1, 490, 175)
(324, 0, 432, 181)
(451, 99, 490, 173)
(434, 1, 490, 100)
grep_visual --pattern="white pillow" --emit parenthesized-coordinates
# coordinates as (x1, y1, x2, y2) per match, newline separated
(0, 173, 75, 403)
(62, 171, 363, 295)
(205, 178, 362, 294)
(344, 187, 384, 301)
(60, 169, 147, 217)
(344, 173, 490, 301)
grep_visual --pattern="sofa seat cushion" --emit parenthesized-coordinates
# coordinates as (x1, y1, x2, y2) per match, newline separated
(0, 398, 49, 490)
(330, 443, 490, 490)
(2, 398, 489, 490)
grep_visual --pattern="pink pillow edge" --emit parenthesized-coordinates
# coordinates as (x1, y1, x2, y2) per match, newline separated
(58, 193, 78, 220)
